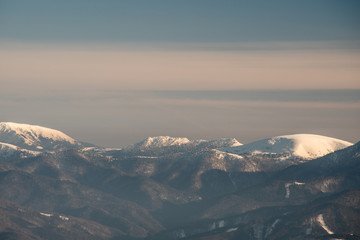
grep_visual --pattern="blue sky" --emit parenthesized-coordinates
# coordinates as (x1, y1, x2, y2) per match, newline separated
(0, 1, 359, 146)
(1, 0, 360, 43)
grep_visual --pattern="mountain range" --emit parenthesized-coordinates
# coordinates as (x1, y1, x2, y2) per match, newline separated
(0, 122, 358, 240)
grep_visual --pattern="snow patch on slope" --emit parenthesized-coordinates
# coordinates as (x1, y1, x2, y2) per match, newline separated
(317, 214, 334, 234)
(40, 212, 53, 217)
(226, 227, 238, 233)
(0, 142, 20, 153)
(285, 181, 305, 198)
(0, 142, 41, 158)
(265, 219, 280, 238)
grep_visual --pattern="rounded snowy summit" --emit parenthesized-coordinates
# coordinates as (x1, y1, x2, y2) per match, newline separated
(220, 134, 352, 159)
(0, 122, 77, 151)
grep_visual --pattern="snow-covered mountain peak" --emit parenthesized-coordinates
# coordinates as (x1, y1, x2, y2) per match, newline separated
(223, 138, 242, 147)
(129, 136, 243, 151)
(195, 138, 242, 148)
(134, 136, 191, 149)
(0, 122, 77, 151)
(220, 134, 352, 159)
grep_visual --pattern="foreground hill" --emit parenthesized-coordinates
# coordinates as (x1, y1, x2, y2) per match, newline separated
(150, 190, 360, 240)
(149, 142, 360, 240)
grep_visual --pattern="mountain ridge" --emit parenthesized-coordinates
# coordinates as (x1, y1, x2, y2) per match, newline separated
(0, 122, 358, 239)
(0, 122, 352, 158)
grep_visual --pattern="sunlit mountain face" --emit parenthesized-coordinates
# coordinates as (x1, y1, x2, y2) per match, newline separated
(0, 122, 359, 240)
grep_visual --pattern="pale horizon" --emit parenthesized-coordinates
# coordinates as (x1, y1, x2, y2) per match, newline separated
(1, 0, 359, 147)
